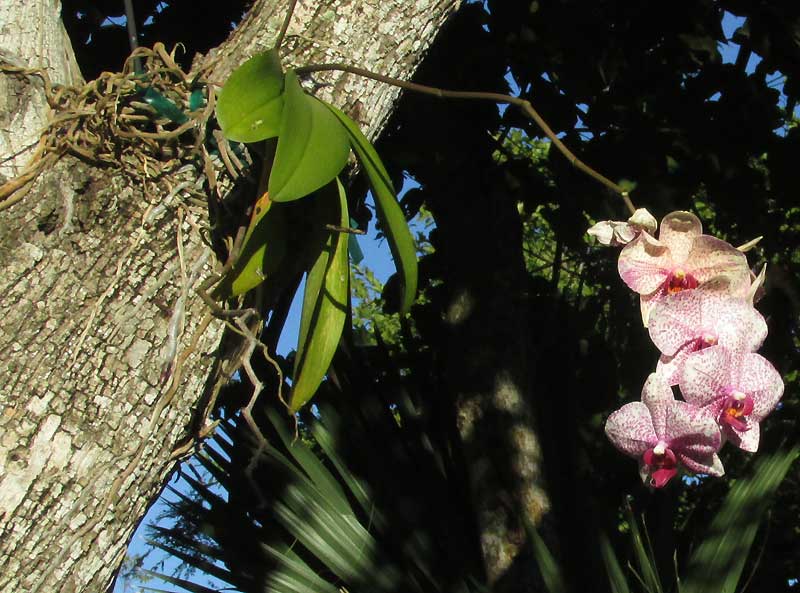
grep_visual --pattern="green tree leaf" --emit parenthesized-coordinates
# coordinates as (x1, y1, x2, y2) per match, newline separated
(213, 191, 288, 298)
(290, 179, 350, 411)
(216, 49, 285, 142)
(324, 103, 418, 313)
(269, 72, 351, 203)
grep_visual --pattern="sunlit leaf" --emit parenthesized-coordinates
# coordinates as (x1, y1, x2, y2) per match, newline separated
(325, 103, 418, 313)
(269, 72, 350, 202)
(290, 179, 350, 411)
(682, 446, 798, 593)
(216, 49, 285, 142)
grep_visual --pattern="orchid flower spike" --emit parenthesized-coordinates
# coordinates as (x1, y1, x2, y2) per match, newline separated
(617, 211, 750, 326)
(681, 346, 784, 452)
(605, 373, 723, 488)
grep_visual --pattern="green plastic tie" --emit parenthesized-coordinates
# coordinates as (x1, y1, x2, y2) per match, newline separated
(348, 217, 364, 264)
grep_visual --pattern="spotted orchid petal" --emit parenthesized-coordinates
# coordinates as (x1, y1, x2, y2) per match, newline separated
(659, 211, 702, 263)
(605, 401, 658, 458)
(618, 232, 673, 294)
(680, 346, 733, 407)
(666, 401, 723, 475)
(683, 235, 750, 289)
(681, 346, 783, 452)
(648, 282, 767, 357)
(730, 423, 761, 452)
(641, 372, 672, 436)
(738, 353, 784, 422)
(656, 349, 692, 386)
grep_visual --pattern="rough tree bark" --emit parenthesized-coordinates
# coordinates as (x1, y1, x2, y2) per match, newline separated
(0, 1, 459, 591)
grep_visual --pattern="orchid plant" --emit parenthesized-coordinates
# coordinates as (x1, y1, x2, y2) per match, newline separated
(591, 209, 783, 488)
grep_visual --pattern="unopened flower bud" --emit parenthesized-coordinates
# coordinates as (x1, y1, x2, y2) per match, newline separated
(627, 208, 657, 235)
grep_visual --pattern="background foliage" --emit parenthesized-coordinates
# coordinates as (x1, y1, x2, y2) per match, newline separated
(59, 1, 800, 592)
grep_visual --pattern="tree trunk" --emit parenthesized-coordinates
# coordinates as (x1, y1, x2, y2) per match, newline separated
(0, 1, 460, 591)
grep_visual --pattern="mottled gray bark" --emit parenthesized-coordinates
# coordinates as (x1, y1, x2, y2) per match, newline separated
(0, 1, 460, 591)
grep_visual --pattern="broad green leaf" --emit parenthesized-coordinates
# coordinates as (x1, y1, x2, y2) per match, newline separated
(213, 191, 288, 298)
(290, 180, 350, 411)
(216, 49, 285, 142)
(269, 72, 350, 202)
(682, 446, 798, 593)
(325, 103, 418, 313)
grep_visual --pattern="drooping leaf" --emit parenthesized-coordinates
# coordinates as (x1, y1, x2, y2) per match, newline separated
(216, 49, 285, 142)
(681, 446, 798, 593)
(290, 179, 350, 411)
(325, 103, 418, 313)
(269, 72, 351, 202)
(213, 191, 288, 298)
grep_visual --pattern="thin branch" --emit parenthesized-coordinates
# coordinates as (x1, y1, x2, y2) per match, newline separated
(296, 62, 637, 215)
(275, 0, 300, 50)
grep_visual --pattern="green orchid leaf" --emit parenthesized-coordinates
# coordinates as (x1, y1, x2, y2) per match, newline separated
(290, 179, 350, 411)
(216, 49, 285, 142)
(269, 71, 350, 203)
(324, 103, 417, 313)
(214, 191, 288, 298)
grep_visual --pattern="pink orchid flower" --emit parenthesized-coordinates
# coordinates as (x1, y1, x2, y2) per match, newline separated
(648, 279, 768, 385)
(680, 346, 784, 452)
(617, 211, 750, 326)
(605, 373, 723, 488)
